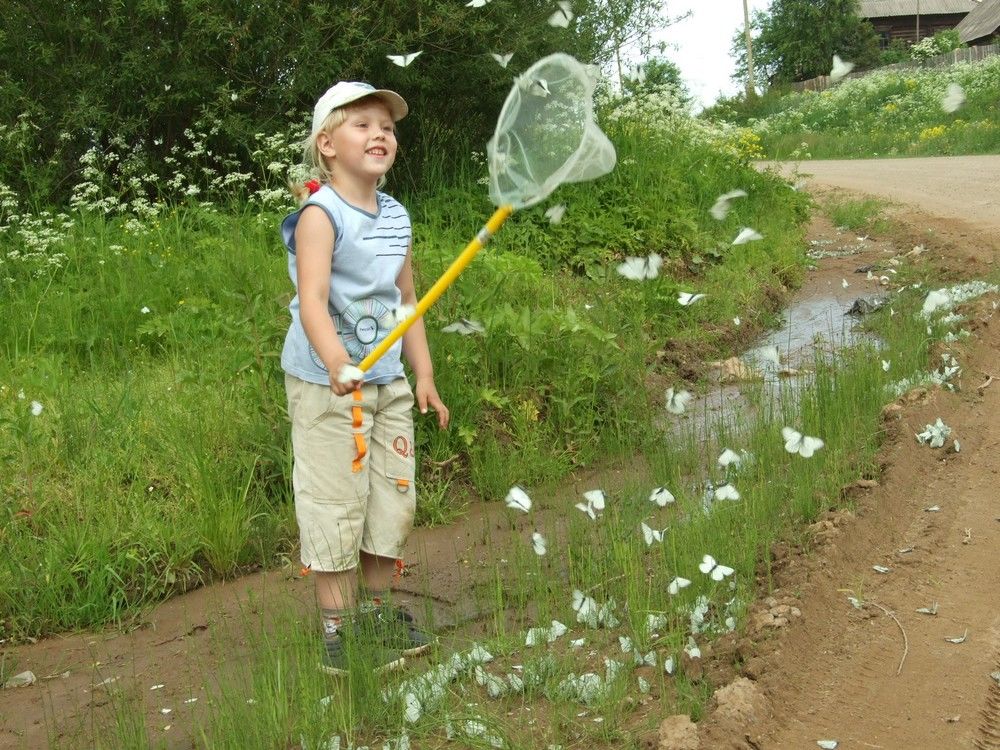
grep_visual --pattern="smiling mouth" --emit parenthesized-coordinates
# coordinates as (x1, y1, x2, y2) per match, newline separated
(367, 147, 388, 156)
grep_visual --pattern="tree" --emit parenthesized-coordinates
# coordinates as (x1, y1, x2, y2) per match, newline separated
(730, 0, 880, 87)
(0, 0, 668, 205)
(622, 56, 691, 107)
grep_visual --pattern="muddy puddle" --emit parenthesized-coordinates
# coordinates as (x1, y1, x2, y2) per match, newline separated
(670, 229, 892, 441)
(399, 220, 898, 632)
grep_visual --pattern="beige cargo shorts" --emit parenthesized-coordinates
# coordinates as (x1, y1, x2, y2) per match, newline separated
(285, 374, 416, 572)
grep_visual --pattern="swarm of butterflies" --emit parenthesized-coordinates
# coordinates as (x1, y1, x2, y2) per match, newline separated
(386, 0, 573, 69)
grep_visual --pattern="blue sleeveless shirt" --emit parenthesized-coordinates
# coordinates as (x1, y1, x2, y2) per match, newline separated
(280, 185, 410, 385)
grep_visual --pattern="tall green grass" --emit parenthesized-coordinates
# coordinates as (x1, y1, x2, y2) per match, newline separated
(0, 123, 808, 639)
(55, 273, 975, 750)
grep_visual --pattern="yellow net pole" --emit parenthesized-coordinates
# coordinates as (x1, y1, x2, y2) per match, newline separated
(357, 204, 514, 373)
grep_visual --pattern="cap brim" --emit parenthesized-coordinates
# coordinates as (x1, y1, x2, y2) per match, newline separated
(369, 89, 408, 121)
(336, 89, 408, 122)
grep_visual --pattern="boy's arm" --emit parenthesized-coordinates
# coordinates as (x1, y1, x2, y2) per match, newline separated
(295, 205, 360, 395)
(397, 245, 450, 429)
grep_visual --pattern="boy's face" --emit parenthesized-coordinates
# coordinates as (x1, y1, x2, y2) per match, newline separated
(318, 99, 397, 183)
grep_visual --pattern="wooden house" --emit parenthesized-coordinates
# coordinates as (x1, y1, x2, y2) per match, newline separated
(956, 0, 1000, 43)
(860, 0, 981, 47)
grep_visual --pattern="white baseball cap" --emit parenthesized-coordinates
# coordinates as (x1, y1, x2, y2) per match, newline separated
(310, 82, 408, 140)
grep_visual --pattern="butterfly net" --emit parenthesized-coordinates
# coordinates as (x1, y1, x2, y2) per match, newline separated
(487, 53, 616, 210)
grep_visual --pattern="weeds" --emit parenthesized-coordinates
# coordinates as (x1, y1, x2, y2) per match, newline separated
(719, 54, 1000, 159)
(824, 197, 891, 234)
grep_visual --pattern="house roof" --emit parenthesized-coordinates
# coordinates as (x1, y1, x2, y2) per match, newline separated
(860, 0, 980, 17)
(956, 0, 1000, 40)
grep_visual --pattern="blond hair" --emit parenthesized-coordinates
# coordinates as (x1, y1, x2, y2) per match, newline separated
(289, 96, 392, 204)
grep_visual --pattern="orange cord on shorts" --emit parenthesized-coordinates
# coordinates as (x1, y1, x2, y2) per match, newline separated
(351, 388, 366, 472)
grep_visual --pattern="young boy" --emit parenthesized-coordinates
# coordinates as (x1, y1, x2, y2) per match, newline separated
(281, 81, 449, 674)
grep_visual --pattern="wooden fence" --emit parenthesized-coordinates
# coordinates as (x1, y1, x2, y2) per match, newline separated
(790, 42, 1000, 93)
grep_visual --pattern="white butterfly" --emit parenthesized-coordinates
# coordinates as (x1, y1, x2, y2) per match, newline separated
(713, 483, 740, 501)
(616, 253, 662, 281)
(944, 629, 968, 644)
(618, 635, 633, 653)
(545, 203, 566, 224)
(336, 364, 365, 384)
(733, 316, 741, 326)
(404, 691, 421, 722)
(667, 576, 691, 595)
(466, 0, 489, 6)
(489, 52, 513, 68)
(570, 637, 586, 649)
(830, 54, 855, 82)
(441, 318, 484, 335)
(646, 613, 667, 632)
(641, 522, 666, 546)
(782, 426, 825, 458)
(390, 304, 415, 326)
(677, 291, 705, 306)
(941, 82, 965, 113)
(387, 51, 423, 68)
(717, 448, 741, 468)
(817, 740, 839, 750)
(698, 554, 734, 581)
(882, 359, 890, 372)
(664, 655, 675, 674)
(841, 278, 849, 288)
(732, 227, 763, 245)
(531, 531, 547, 555)
(572, 589, 598, 623)
(749, 344, 781, 369)
(684, 636, 702, 659)
(548, 0, 573, 27)
(575, 488, 606, 519)
(532, 78, 551, 97)
(649, 487, 675, 507)
(634, 650, 656, 667)
(665, 387, 692, 415)
(710, 189, 747, 221)
(504, 485, 532, 513)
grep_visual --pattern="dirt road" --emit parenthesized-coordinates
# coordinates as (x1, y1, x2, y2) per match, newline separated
(718, 158, 1000, 750)
(773, 155, 1000, 234)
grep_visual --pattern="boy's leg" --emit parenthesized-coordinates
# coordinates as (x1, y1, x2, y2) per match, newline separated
(286, 376, 404, 674)
(362, 379, 434, 655)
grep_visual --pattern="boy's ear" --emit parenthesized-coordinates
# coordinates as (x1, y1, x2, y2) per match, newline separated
(316, 131, 336, 158)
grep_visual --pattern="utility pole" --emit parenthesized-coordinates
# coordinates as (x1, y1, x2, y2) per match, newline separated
(916, 0, 921, 42)
(743, 0, 756, 99)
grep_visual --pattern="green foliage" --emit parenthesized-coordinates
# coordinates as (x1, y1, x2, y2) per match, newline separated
(910, 29, 965, 61)
(879, 39, 911, 66)
(824, 197, 890, 233)
(0, 119, 809, 638)
(736, 55, 1000, 159)
(0, 0, 660, 206)
(622, 56, 692, 107)
(731, 0, 881, 86)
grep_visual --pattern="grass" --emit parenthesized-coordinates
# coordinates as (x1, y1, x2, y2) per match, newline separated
(52, 258, 997, 749)
(0, 121, 810, 640)
(824, 197, 892, 234)
(707, 54, 1000, 159)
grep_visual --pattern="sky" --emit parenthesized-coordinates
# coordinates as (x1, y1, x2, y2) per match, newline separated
(655, 0, 772, 110)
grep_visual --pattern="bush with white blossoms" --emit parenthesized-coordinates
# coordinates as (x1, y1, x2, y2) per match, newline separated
(600, 82, 765, 164)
